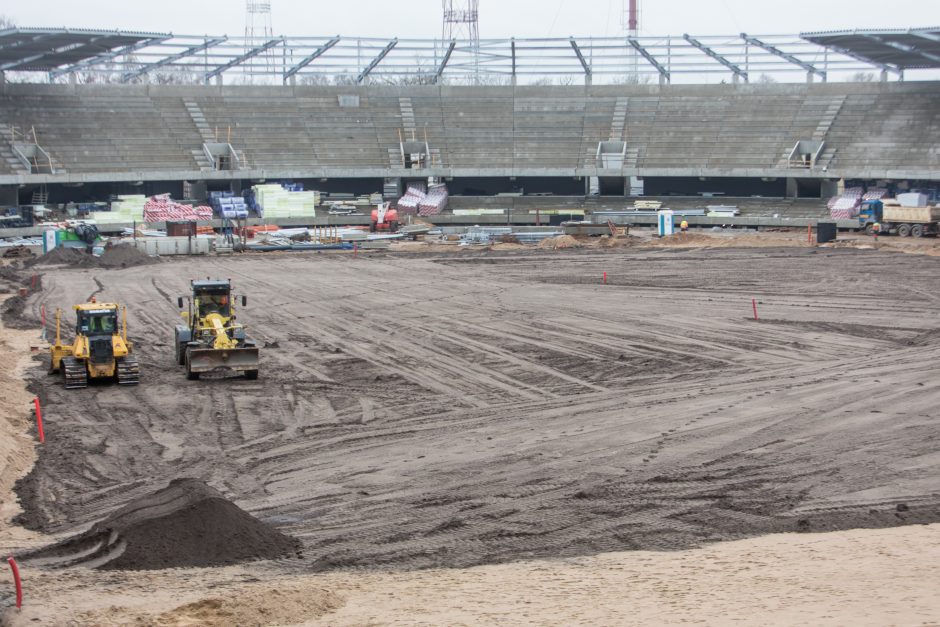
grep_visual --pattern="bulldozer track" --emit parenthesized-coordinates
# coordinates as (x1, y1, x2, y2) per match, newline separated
(117, 355, 140, 385)
(61, 356, 88, 389)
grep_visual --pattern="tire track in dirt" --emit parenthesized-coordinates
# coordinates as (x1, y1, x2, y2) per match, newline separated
(11, 248, 940, 571)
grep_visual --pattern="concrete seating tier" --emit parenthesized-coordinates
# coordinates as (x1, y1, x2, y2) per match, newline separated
(0, 83, 935, 176)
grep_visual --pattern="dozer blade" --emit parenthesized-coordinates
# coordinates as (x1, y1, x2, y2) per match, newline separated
(187, 347, 259, 374)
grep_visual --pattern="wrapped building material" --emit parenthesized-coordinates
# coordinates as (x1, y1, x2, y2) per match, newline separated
(897, 193, 928, 208)
(251, 184, 319, 219)
(143, 195, 213, 223)
(92, 195, 146, 224)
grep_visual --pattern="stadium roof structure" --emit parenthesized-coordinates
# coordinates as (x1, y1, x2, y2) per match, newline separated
(0, 27, 934, 85)
(0, 28, 170, 73)
(802, 28, 940, 71)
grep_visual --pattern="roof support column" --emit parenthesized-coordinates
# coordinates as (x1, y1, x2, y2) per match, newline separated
(569, 37, 592, 86)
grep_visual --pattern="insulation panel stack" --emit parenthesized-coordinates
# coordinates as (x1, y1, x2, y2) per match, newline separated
(898, 193, 928, 208)
(251, 184, 320, 219)
(92, 195, 146, 224)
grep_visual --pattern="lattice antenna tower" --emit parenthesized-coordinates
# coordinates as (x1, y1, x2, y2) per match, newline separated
(442, 0, 480, 82)
(245, 0, 275, 75)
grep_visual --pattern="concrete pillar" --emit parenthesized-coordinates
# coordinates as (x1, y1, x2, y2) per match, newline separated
(290, 75, 296, 87)
(0, 71, 5, 86)
(806, 71, 813, 84)
(880, 69, 888, 83)
(69, 72, 77, 85)
(785, 177, 798, 199)
(821, 179, 839, 199)
(216, 75, 223, 86)
(659, 74, 667, 86)
(511, 74, 517, 86)
(732, 74, 739, 85)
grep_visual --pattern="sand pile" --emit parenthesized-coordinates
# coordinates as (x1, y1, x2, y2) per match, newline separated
(21, 479, 301, 570)
(538, 235, 582, 250)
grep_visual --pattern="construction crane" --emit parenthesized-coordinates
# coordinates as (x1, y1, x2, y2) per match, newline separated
(174, 279, 259, 380)
(49, 299, 139, 389)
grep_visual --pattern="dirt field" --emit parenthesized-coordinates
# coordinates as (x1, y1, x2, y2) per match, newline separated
(2, 236, 940, 622)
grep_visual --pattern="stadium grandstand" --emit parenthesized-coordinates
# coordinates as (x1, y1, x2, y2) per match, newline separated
(0, 26, 938, 223)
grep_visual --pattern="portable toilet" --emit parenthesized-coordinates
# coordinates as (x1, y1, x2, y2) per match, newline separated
(657, 210, 675, 236)
(42, 229, 59, 253)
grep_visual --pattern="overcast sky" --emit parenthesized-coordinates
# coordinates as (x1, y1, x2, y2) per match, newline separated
(4, 0, 939, 39)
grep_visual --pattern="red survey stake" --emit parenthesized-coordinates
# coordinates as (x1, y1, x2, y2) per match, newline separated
(7, 555, 22, 609)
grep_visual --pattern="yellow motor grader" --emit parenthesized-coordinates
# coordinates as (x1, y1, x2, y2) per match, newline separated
(174, 279, 259, 380)
(49, 299, 139, 389)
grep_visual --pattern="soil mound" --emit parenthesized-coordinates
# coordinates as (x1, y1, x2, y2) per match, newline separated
(538, 235, 582, 250)
(20, 479, 301, 570)
(25, 244, 156, 269)
(25, 246, 98, 268)
(97, 244, 157, 269)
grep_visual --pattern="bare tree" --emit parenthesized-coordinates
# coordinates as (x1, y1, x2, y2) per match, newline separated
(0, 15, 15, 29)
(757, 73, 777, 84)
(851, 71, 876, 82)
(612, 73, 653, 85)
(298, 74, 333, 86)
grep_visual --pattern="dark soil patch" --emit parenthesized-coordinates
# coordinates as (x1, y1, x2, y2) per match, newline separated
(20, 478, 302, 570)
(25, 244, 157, 270)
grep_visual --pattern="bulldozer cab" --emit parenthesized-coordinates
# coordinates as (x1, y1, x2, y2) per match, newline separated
(76, 308, 118, 336)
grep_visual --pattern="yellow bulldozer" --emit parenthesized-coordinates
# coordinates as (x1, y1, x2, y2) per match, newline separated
(174, 279, 259, 380)
(49, 299, 140, 389)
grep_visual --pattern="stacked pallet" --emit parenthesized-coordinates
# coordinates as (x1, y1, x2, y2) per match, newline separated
(418, 184, 449, 216)
(395, 182, 427, 215)
(92, 195, 146, 224)
(143, 194, 213, 223)
(828, 187, 863, 219)
(251, 184, 319, 219)
(209, 192, 249, 219)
